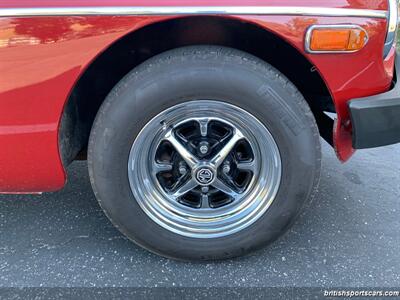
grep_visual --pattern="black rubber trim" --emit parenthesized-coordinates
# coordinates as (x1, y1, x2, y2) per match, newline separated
(349, 52, 400, 149)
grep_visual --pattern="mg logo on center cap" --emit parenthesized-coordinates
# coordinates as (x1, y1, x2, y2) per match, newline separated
(196, 168, 214, 185)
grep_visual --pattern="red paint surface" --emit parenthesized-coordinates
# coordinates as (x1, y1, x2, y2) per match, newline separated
(0, 0, 394, 192)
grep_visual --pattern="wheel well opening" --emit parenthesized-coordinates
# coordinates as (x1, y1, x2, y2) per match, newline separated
(60, 16, 334, 165)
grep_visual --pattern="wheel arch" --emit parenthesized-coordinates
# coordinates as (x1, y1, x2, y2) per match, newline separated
(60, 15, 334, 165)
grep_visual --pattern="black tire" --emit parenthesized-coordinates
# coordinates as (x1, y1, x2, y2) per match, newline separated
(88, 46, 321, 261)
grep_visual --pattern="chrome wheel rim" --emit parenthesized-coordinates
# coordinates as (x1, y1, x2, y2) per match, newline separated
(128, 100, 282, 238)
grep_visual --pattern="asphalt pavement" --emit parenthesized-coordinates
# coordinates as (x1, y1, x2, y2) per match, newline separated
(0, 141, 399, 288)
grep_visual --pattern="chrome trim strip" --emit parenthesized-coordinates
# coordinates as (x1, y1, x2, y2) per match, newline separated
(305, 24, 369, 54)
(383, 0, 398, 58)
(0, 6, 388, 18)
(387, 0, 398, 33)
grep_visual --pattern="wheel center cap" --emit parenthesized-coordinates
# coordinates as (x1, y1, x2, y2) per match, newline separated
(195, 167, 215, 186)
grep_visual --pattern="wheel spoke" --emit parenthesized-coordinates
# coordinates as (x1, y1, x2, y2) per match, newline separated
(153, 162, 173, 174)
(197, 118, 209, 137)
(237, 161, 256, 173)
(201, 194, 210, 208)
(172, 178, 198, 198)
(212, 178, 239, 198)
(210, 129, 244, 168)
(164, 130, 199, 169)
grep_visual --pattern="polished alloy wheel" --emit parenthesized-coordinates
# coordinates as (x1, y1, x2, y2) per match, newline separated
(128, 100, 282, 238)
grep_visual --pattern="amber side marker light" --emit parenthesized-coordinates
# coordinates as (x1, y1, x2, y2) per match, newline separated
(306, 25, 368, 53)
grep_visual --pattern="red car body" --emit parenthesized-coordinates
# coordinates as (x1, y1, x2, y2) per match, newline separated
(0, 0, 396, 193)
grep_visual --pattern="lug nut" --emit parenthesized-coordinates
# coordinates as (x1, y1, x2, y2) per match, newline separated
(199, 145, 208, 154)
(222, 162, 231, 174)
(198, 141, 210, 155)
(178, 163, 187, 175)
(201, 186, 209, 193)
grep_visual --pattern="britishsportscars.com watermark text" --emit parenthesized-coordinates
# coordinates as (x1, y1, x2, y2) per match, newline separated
(324, 290, 400, 298)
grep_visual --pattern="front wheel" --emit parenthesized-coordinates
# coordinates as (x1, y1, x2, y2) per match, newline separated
(88, 46, 321, 261)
